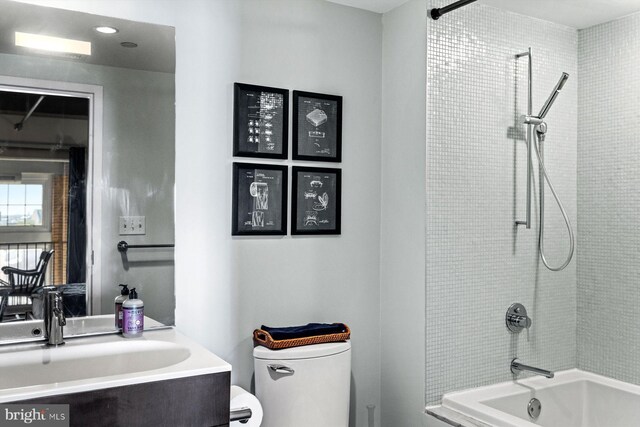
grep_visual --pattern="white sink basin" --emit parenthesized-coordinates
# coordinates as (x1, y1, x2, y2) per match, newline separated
(0, 340, 190, 389)
(0, 327, 231, 402)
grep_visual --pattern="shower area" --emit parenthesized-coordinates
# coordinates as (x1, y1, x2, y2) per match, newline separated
(422, 0, 640, 423)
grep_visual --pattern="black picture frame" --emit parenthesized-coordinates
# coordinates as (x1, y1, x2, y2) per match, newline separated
(292, 91, 342, 162)
(232, 163, 288, 235)
(233, 83, 289, 159)
(291, 166, 341, 235)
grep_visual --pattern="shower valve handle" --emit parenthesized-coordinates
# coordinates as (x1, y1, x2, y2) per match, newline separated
(506, 303, 531, 333)
(507, 314, 531, 329)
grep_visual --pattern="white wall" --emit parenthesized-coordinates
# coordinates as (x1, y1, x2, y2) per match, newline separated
(380, 1, 427, 425)
(16, 1, 384, 426)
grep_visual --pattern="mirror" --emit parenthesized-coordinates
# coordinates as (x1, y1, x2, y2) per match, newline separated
(0, 0, 175, 333)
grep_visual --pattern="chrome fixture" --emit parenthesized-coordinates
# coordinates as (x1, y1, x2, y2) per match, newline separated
(528, 398, 542, 420)
(44, 287, 66, 346)
(230, 407, 253, 424)
(505, 303, 531, 333)
(534, 120, 575, 271)
(117, 240, 175, 253)
(515, 48, 533, 229)
(516, 49, 574, 271)
(267, 364, 295, 375)
(538, 73, 569, 120)
(510, 358, 554, 379)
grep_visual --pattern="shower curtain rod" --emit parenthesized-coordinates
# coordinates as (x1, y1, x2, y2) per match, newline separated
(430, 0, 478, 20)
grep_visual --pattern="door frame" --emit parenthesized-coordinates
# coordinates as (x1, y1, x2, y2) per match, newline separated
(0, 75, 103, 315)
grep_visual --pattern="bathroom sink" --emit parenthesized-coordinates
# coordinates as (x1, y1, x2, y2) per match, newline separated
(0, 339, 190, 389)
(0, 327, 231, 403)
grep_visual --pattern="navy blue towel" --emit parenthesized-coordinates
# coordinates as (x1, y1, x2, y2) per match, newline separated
(261, 323, 347, 340)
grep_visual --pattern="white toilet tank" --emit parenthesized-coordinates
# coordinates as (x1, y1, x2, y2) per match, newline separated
(254, 340, 351, 427)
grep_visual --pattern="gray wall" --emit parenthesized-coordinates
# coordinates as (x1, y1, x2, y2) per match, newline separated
(380, 1, 427, 425)
(0, 52, 176, 324)
(577, 12, 640, 383)
(425, 0, 577, 405)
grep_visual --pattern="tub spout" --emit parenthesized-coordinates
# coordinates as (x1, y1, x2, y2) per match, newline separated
(510, 358, 554, 379)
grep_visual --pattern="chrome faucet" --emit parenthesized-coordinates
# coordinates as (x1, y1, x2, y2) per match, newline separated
(510, 358, 554, 379)
(44, 288, 66, 346)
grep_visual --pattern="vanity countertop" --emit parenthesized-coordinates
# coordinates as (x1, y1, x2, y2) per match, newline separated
(0, 326, 231, 403)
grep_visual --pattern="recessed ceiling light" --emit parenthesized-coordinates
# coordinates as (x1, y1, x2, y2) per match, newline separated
(120, 42, 138, 48)
(15, 31, 91, 56)
(95, 26, 118, 34)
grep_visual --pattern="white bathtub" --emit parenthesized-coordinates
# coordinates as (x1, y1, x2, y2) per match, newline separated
(434, 369, 640, 427)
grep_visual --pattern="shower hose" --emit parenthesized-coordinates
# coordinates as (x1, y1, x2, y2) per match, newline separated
(532, 130, 575, 271)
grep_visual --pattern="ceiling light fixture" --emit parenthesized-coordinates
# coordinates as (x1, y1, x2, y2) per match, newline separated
(120, 42, 138, 48)
(95, 26, 119, 34)
(15, 31, 91, 56)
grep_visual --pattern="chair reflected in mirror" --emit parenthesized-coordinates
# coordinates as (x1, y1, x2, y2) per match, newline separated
(0, 249, 54, 322)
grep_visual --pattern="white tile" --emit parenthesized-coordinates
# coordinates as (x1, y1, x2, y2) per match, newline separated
(425, 0, 578, 405)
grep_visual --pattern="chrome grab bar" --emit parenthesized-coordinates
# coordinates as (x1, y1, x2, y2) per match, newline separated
(511, 358, 554, 379)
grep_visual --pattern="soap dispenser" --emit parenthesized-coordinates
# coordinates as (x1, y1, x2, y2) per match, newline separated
(115, 284, 129, 330)
(122, 288, 144, 338)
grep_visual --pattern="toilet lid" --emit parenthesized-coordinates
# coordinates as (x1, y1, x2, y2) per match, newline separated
(253, 340, 351, 360)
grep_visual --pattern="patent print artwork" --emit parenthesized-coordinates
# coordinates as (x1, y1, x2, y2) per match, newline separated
(233, 83, 289, 159)
(232, 163, 287, 235)
(292, 166, 341, 235)
(292, 91, 342, 162)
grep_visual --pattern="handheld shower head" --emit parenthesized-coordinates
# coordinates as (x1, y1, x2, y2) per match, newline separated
(538, 72, 569, 120)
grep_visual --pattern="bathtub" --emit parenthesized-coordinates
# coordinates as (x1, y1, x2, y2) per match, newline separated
(430, 369, 640, 427)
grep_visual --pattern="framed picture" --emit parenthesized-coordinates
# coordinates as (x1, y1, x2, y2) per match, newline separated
(233, 83, 289, 159)
(292, 91, 342, 162)
(291, 166, 341, 235)
(232, 163, 288, 235)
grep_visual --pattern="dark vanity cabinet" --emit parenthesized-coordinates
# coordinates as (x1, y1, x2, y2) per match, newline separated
(13, 372, 230, 427)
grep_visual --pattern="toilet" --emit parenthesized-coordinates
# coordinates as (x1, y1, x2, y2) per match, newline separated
(253, 340, 351, 427)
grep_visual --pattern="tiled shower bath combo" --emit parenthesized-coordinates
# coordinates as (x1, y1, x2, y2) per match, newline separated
(426, 0, 640, 425)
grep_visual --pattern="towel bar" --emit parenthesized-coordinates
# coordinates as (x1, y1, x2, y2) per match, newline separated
(117, 240, 175, 253)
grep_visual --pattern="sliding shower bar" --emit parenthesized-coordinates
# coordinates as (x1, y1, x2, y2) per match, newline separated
(515, 48, 533, 229)
(429, 0, 478, 20)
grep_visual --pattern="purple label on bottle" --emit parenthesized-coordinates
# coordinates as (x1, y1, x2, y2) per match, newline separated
(116, 303, 123, 329)
(122, 306, 144, 336)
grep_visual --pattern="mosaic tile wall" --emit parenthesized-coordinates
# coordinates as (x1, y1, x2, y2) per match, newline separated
(577, 12, 640, 382)
(425, 0, 578, 405)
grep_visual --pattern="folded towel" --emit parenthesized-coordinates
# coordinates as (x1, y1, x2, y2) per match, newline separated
(260, 323, 348, 340)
